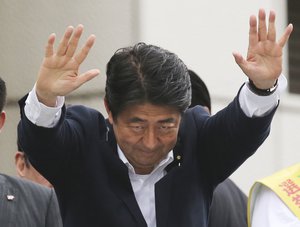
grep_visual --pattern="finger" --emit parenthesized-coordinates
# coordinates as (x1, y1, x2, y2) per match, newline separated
(65, 24, 84, 58)
(249, 15, 258, 48)
(74, 34, 96, 64)
(267, 10, 276, 42)
(45, 33, 56, 57)
(278, 23, 293, 48)
(76, 69, 100, 87)
(56, 26, 74, 56)
(258, 9, 267, 41)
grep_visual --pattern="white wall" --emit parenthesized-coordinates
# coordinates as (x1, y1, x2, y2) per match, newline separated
(139, 0, 300, 194)
(0, 0, 138, 175)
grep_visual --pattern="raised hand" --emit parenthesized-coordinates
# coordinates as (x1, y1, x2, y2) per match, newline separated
(36, 24, 100, 106)
(233, 9, 293, 89)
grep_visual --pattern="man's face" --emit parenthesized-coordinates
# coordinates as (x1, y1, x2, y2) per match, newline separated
(108, 103, 181, 174)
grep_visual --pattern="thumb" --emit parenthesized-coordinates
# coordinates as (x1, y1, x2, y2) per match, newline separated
(232, 52, 245, 66)
(77, 69, 100, 86)
(232, 52, 249, 76)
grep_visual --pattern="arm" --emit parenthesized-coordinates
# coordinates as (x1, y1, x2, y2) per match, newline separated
(194, 9, 293, 183)
(18, 25, 101, 184)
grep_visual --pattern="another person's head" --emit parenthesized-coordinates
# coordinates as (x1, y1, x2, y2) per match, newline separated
(15, 143, 53, 188)
(104, 43, 191, 174)
(188, 69, 211, 114)
(0, 77, 7, 131)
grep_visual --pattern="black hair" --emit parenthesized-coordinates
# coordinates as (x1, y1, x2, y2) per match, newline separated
(0, 77, 7, 112)
(105, 43, 191, 120)
(188, 69, 211, 113)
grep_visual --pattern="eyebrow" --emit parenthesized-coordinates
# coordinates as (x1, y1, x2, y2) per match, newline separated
(128, 117, 145, 123)
(128, 117, 176, 124)
(158, 118, 176, 123)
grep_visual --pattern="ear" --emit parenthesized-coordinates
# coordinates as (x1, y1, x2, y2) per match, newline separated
(0, 111, 6, 131)
(104, 98, 114, 125)
(15, 152, 26, 177)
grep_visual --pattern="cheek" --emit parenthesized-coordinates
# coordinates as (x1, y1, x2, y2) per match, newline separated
(162, 132, 178, 145)
(164, 137, 178, 150)
(114, 128, 141, 147)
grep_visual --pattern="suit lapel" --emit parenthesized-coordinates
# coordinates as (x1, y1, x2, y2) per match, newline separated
(155, 151, 182, 227)
(104, 123, 147, 227)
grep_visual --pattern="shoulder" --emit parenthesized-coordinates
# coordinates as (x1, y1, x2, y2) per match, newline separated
(179, 106, 211, 139)
(0, 173, 52, 197)
(64, 104, 107, 131)
(66, 104, 103, 119)
(250, 185, 300, 226)
(182, 106, 210, 126)
(0, 174, 54, 211)
(0, 174, 62, 226)
(252, 185, 288, 209)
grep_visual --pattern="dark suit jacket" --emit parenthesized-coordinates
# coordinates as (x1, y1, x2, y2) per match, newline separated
(17, 93, 276, 227)
(0, 174, 62, 227)
(208, 178, 248, 227)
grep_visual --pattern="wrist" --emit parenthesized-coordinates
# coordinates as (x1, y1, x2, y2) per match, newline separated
(35, 89, 57, 107)
(247, 79, 278, 96)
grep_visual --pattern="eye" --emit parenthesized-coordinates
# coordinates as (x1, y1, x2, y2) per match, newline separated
(158, 124, 175, 134)
(159, 125, 169, 129)
(130, 125, 144, 133)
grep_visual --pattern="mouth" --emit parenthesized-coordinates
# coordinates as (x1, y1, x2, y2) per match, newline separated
(139, 148, 158, 158)
(140, 149, 155, 155)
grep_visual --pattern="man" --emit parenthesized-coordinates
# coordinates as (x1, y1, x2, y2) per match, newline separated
(0, 77, 62, 227)
(189, 69, 248, 227)
(17, 9, 292, 227)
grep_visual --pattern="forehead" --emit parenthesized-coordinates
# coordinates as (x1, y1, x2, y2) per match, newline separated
(117, 103, 181, 123)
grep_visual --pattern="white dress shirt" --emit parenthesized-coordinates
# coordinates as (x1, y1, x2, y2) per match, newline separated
(118, 146, 173, 227)
(251, 185, 300, 227)
(24, 76, 286, 227)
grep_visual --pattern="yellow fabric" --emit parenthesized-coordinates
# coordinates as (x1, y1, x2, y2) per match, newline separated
(248, 163, 300, 227)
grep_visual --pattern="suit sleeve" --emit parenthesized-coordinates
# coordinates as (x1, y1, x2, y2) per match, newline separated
(17, 95, 107, 187)
(189, 88, 277, 185)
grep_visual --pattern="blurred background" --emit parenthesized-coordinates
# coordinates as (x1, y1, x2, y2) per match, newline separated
(0, 0, 299, 194)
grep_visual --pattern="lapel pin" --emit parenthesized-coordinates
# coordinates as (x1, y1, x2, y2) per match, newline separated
(6, 195, 15, 201)
(176, 155, 181, 166)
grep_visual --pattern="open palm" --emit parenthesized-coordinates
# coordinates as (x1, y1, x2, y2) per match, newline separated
(36, 25, 99, 106)
(233, 9, 293, 89)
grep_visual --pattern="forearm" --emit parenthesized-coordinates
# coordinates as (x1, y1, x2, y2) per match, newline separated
(198, 91, 277, 184)
(24, 84, 64, 127)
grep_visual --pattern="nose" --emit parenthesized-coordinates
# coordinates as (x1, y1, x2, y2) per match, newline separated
(142, 128, 158, 150)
